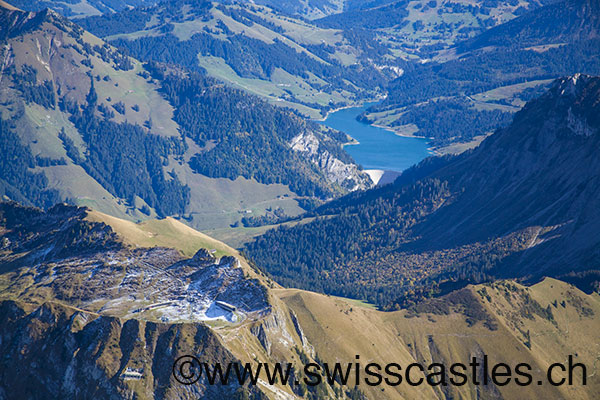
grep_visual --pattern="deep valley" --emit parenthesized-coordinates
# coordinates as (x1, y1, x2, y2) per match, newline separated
(0, 1, 599, 399)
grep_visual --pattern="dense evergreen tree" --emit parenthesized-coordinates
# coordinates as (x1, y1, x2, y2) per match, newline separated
(59, 80, 190, 216)
(148, 64, 347, 198)
(0, 118, 60, 208)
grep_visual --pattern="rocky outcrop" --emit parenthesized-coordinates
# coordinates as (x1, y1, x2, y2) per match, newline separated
(250, 307, 294, 356)
(0, 300, 261, 400)
(290, 131, 372, 192)
(289, 310, 314, 357)
(0, 202, 270, 323)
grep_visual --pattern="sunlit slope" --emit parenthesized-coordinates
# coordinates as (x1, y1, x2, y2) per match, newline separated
(2, 202, 598, 399)
(277, 278, 600, 399)
(6, 0, 155, 18)
(87, 208, 600, 399)
(0, 3, 181, 220)
(79, 0, 392, 119)
(1, 2, 369, 234)
(85, 209, 279, 289)
(86, 209, 237, 258)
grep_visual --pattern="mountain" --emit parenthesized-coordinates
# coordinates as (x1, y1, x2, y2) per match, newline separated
(1, 0, 349, 20)
(0, 202, 270, 324)
(362, 0, 600, 151)
(0, 201, 273, 399)
(2, 2, 598, 399)
(216, 0, 397, 20)
(5, 0, 156, 18)
(246, 75, 600, 308)
(316, 0, 553, 55)
(2, 201, 599, 399)
(458, 0, 600, 51)
(77, 0, 395, 119)
(0, 2, 371, 234)
(232, 0, 346, 20)
(14, 0, 556, 122)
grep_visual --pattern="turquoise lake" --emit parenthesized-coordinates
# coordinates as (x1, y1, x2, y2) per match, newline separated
(319, 103, 432, 172)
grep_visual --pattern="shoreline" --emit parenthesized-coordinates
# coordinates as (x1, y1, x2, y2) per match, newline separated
(342, 139, 360, 147)
(371, 122, 420, 138)
(370, 122, 439, 155)
(320, 99, 487, 161)
(321, 98, 441, 167)
(321, 101, 423, 149)
(314, 95, 385, 122)
(313, 104, 357, 122)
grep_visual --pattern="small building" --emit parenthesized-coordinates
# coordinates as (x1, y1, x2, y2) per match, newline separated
(215, 300, 236, 312)
(122, 368, 143, 380)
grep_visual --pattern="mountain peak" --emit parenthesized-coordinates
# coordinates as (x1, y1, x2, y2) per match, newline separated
(0, 3, 56, 39)
(0, 1, 19, 11)
(534, 74, 600, 137)
(553, 73, 596, 99)
(493, 74, 600, 148)
(553, 73, 591, 91)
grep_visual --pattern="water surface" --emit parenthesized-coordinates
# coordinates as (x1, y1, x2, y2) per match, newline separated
(320, 103, 432, 172)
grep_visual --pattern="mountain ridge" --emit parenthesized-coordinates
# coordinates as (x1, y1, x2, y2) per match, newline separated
(1, 201, 599, 399)
(77, 0, 393, 119)
(363, 0, 600, 150)
(0, 1, 371, 234)
(246, 74, 600, 308)
(458, 0, 600, 51)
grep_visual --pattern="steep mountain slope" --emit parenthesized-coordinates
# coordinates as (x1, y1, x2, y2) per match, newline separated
(246, 75, 600, 308)
(13, 0, 559, 125)
(233, 0, 346, 20)
(6, 0, 156, 18)
(77, 0, 394, 119)
(459, 0, 600, 51)
(74, 0, 556, 119)
(363, 0, 600, 150)
(0, 300, 262, 400)
(278, 278, 600, 399)
(316, 0, 554, 56)
(1, 202, 599, 399)
(218, 0, 403, 20)
(0, 2, 371, 232)
(14, 0, 350, 21)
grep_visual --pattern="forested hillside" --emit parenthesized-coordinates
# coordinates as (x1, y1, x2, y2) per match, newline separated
(0, 3, 370, 231)
(246, 75, 600, 308)
(0, 118, 60, 208)
(78, 0, 394, 118)
(231, 0, 346, 19)
(316, 0, 552, 54)
(364, 0, 600, 150)
(147, 62, 367, 198)
(16, 0, 557, 124)
(6, 0, 156, 17)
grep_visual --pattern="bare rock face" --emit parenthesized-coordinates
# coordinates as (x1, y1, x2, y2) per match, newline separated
(0, 300, 260, 400)
(290, 131, 372, 191)
(247, 75, 600, 304)
(250, 307, 294, 356)
(0, 202, 270, 323)
(0, 202, 277, 399)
